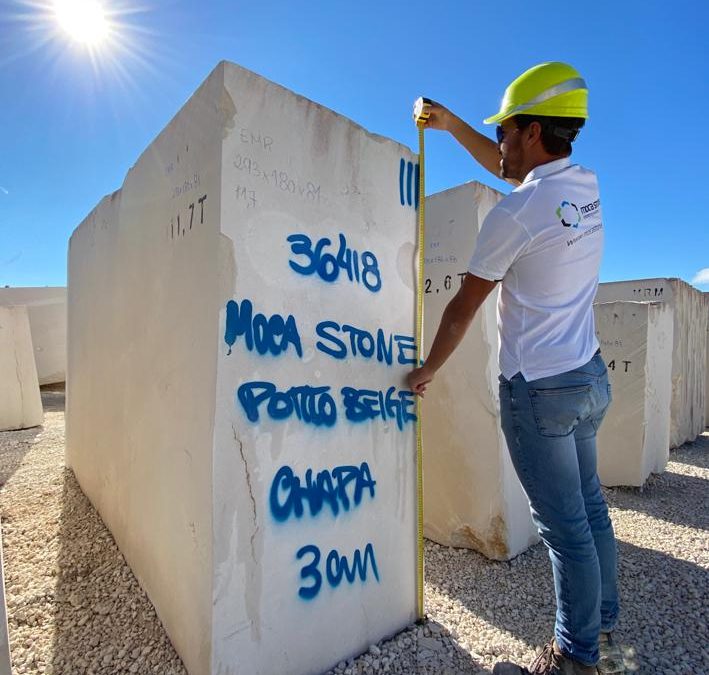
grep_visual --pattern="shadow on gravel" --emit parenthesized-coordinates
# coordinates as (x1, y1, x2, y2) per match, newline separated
(0, 426, 42, 489)
(614, 540, 708, 673)
(602, 440, 709, 532)
(668, 433, 709, 470)
(50, 468, 186, 675)
(427, 538, 708, 674)
(605, 474, 708, 531)
(0, 387, 66, 488)
(426, 540, 555, 661)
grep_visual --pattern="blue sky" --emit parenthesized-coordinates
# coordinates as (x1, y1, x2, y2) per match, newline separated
(1, 0, 707, 289)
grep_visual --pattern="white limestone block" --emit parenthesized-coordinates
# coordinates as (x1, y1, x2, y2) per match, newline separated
(422, 182, 537, 560)
(0, 305, 43, 432)
(67, 61, 418, 675)
(0, 287, 67, 385)
(596, 279, 708, 447)
(705, 293, 709, 423)
(593, 302, 673, 486)
(0, 520, 12, 675)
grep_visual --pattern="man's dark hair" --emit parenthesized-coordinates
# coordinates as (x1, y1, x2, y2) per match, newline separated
(514, 115, 586, 156)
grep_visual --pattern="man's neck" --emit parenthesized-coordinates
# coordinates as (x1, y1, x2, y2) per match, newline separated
(518, 153, 569, 181)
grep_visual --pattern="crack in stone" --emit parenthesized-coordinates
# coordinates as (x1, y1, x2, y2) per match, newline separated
(13, 322, 26, 426)
(232, 424, 258, 563)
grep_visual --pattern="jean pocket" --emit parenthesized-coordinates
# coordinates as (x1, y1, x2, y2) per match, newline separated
(528, 384, 593, 437)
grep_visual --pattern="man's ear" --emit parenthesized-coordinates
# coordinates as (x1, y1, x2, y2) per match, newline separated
(525, 121, 542, 147)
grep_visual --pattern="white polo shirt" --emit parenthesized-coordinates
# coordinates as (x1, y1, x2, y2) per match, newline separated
(468, 157, 603, 381)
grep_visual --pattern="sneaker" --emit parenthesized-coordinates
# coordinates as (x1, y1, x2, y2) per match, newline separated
(598, 632, 625, 674)
(492, 639, 598, 675)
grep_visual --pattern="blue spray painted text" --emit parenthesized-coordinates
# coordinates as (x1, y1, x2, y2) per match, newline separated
(270, 462, 376, 522)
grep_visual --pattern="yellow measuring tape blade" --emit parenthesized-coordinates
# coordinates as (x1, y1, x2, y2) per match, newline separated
(415, 113, 427, 621)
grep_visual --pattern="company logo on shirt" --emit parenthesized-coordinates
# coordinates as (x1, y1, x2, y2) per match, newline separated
(556, 200, 580, 228)
(580, 198, 601, 218)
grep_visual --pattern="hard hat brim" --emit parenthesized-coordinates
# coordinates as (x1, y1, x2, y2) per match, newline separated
(483, 111, 509, 125)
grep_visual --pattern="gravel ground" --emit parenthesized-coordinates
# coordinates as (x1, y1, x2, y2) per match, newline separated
(1, 387, 707, 674)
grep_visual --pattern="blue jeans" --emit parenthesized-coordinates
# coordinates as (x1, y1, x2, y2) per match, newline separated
(499, 352, 619, 666)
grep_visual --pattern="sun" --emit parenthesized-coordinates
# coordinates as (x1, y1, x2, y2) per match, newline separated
(54, 0, 109, 46)
(7, 1, 154, 91)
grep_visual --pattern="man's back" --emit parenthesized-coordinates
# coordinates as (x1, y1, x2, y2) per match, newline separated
(468, 156, 604, 380)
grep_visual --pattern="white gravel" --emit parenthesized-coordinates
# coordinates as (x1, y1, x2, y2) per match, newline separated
(1, 387, 707, 674)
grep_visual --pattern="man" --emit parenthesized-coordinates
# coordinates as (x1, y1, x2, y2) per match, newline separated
(407, 62, 625, 675)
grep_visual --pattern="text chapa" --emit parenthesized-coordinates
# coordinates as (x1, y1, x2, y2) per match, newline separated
(270, 462, 376, 522)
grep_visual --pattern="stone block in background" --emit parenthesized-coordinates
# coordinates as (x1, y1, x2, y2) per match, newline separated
(594, 301, 673, 486)
(596, 278, 708, 447)
(422, 182, 537, 560)
(0, 305, 43, 431)
(705, 292, 709, 423)
(67, 61, 418, 675)
(0, 287, 67, 385)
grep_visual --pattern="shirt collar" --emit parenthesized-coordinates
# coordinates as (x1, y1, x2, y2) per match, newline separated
(522, 156, 572, 184)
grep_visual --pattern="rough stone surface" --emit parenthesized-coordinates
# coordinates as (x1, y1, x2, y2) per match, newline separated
(422, 182, 536, 561)
(596, 279, 708, 448)
(0, 305, 43, 432)
(1, 389, 707, 674)
(594, 301, 673, 486)
(67, 61, 419, 675)
(0, 287, 67, 386)
(705, 292, 709, 423)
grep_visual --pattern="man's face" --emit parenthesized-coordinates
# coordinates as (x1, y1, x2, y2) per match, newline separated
(497, 119, 524, 181)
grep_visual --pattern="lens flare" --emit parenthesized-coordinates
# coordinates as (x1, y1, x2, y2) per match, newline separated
(54, 0, 108, 46)
(3, 1, 172, 113)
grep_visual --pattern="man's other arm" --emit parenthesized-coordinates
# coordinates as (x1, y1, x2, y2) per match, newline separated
(407, 273, 497, 396)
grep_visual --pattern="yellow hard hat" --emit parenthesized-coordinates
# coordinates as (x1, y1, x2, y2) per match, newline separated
(483, 62, 588, 125)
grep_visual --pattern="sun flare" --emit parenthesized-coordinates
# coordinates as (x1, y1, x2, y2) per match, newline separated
(9, 1, 159, 100)
(54, 0, 109, 46)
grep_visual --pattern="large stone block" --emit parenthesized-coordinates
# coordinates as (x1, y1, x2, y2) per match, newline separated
(596, 279, 708, 447)
(421, 182, 537, 560)
(705, 293, 709, 423)
(593, 301, 673, 486)
(67, 61, 418, 675)
(0, 287, 67, 385)
(0, 306, 43, 431)
(0, 520, 12, 675)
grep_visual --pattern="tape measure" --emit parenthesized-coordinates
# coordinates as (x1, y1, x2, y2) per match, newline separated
(412, 96, 431, 621)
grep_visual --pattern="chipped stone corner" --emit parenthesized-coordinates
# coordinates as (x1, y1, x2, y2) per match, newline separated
(450, 515, 510, 561)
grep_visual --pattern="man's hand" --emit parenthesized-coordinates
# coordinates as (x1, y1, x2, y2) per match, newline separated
(407, 364, 435, 398)
(411, 100, 517, 184)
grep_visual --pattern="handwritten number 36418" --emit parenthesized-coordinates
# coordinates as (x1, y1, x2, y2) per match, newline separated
(287, 233, 382, 293)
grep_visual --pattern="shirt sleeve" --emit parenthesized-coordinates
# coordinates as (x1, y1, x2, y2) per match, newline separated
(467, 205, 532, 281)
